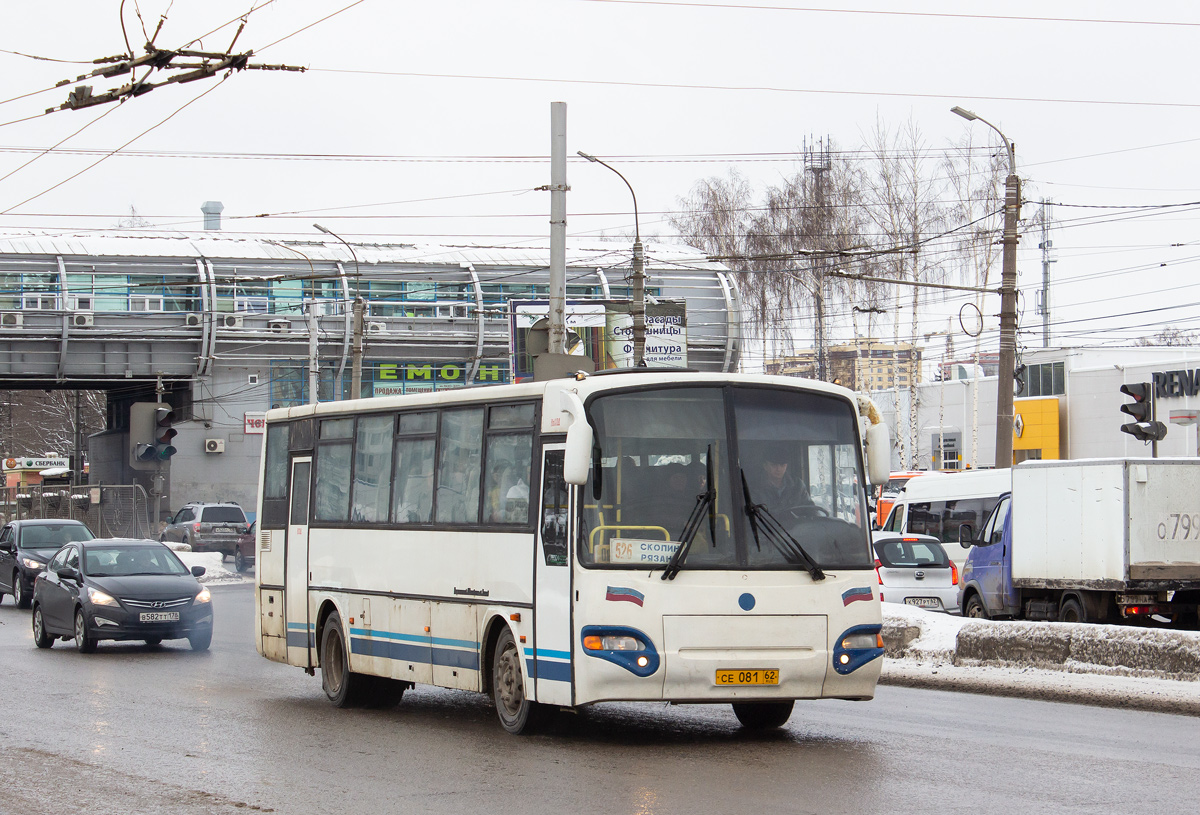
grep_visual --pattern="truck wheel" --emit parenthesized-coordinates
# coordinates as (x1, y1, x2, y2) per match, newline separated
(964, 594, 989, 620)
(1059, 597, 1085, 623)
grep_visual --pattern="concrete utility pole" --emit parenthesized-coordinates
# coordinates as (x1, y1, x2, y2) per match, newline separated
(805, 137, 832, 381)
(952, 106, 1020, 470)
(549, 103, 568, 356)
(314, 224, 363, 399)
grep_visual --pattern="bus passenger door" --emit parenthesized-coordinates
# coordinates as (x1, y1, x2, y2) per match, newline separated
(285, 457, 313, 669)
(533, 447, 574, 706)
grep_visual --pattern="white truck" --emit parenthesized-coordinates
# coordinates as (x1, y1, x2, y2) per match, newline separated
(958, 458, 1200, 626)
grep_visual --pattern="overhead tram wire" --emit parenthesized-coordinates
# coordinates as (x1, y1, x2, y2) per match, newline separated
(308, 66, 1200, 111)
(573, 0, 1200, 29)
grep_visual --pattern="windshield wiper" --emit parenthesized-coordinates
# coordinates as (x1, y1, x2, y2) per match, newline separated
(740, 469, 825, 581)
(661, 445, 719, 581)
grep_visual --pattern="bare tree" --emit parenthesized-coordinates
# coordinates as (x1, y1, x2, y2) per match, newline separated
(1135, 326, 1197, 346)
(862, 117, 946, 469)
(0, 390, 107, 461)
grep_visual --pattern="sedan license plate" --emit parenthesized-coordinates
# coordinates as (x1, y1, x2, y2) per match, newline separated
(904, 597, 942, 609)
(716, 669, 779, 686)
(139, 611, 180, 623)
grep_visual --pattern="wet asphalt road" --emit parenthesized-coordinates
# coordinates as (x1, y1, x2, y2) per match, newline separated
(1, 582, 1198, 815)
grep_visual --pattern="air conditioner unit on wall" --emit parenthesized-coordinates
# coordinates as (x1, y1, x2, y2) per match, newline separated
(2, 313, 23, 327)
(221, 314, 242, 329)
(204, 439, 225, 453)
(267, 319, 290, 333)
(366, 321, 386, 334)
(72, 314, 94, 327)
(185, 314, 202, 327)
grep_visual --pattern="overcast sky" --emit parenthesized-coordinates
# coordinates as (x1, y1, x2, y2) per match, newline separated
(3, 1, 1198, 369)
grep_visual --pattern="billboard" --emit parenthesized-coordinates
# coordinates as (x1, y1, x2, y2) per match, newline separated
(510, 299, 687, 381)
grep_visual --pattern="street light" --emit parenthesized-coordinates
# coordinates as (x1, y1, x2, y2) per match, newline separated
(951, 105, 1021, 469)
(577, 150, 647, 367)
(313, 223, 365, 400)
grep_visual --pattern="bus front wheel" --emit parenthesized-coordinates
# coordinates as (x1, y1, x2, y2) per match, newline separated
(321, 611, 368, 708)
(492, 626, 551, 734)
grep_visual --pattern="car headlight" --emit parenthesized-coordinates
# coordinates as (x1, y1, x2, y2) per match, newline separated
(21, 557, 43, 570)
(194, 587, 211, 604)
(86, 586, 119, 606)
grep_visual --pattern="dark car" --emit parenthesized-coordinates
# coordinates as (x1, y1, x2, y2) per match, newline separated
(233, 520, 255, 574)
(160, 502, 248, 560)
(0, 519, 95, 609)
(31, 538, 213, 652)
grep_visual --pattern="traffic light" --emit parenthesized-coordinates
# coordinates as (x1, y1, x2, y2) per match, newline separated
(129, 402, 178, 470)
(1120, 382, 1167, 443)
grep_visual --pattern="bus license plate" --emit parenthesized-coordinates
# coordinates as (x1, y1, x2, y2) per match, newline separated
(716, 669, 779, 686)
(139, 611, 179, 623)
(904, 598, 941, 609)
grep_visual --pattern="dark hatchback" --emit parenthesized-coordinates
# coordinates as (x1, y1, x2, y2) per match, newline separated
(0, 519, 95, 609)
(31, 539, 213, 652)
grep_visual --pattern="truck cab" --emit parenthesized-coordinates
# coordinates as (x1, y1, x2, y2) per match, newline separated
(957, 492, 1016, 618)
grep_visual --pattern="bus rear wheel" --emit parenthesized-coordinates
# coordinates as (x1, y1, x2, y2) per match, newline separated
(732, 700, 794, 730)
(492, 627, 551, 734)
(321, 611, 369, 708)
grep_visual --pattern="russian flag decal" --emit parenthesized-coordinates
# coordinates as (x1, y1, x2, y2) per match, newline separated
(842, 587, 874, 606)
(605, 586, 645, 606)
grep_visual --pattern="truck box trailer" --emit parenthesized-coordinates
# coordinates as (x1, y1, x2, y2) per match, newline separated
(958, 458, 1200, 625)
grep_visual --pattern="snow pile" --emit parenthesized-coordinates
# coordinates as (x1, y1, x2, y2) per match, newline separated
(882, 602, 1200, 680)
(168, 548, 248, 585)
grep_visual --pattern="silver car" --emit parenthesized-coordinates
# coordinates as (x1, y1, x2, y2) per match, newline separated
(160, 502, 249, 560)
(873, 533, 960, 614)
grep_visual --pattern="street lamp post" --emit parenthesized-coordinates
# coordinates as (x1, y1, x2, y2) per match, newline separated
(951, 106, 1020, 470)
(314, 223, 365, 400)
(577, 151, 646, 367)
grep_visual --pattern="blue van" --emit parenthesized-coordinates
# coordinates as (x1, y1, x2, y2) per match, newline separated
(956, 492, 1016, 619)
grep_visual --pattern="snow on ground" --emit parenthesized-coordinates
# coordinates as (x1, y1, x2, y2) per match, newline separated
(882, 601, 1200, 715)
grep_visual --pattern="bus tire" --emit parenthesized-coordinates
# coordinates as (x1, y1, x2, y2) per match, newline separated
(732, 700, 794, 730)
(321, 611, 368, 708)
(492, 626, 550, 734)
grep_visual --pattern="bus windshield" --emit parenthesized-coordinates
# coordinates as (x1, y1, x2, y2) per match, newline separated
(579, 385, 871, 572)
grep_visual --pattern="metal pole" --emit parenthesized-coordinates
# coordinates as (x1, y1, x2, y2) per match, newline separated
(549, 103, 568, 355)
(577, 150, 644, 366)
(308, 308, 319, 405)
(314, 223, 363, 399)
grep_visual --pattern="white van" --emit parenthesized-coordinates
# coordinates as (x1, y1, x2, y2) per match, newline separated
(877, 468, 1012, 568)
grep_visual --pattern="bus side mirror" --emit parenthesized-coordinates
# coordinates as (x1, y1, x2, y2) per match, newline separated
(560, 390, 593, 486)
(864, 423, 890, 486)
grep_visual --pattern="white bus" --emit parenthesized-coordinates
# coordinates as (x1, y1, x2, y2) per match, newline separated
(253, 370, 891, 733)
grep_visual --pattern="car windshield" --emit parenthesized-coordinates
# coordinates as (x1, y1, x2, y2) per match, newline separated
(874, 538, 950, 569)
(579, 384, 871, 572)
(21, 523, 95, 549)
(83, 546, 190, 577)
(201, 507, 245, 523)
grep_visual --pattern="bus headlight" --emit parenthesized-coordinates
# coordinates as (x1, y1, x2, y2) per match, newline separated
(580, 625, 659, 677)
(833, 624, 884, 675)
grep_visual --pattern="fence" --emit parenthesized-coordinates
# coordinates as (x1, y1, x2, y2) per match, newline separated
(0, 484, 154, 539)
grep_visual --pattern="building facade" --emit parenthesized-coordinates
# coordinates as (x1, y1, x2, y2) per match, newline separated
(871, 345, 1200, 471)
(766, 340, 922, 390)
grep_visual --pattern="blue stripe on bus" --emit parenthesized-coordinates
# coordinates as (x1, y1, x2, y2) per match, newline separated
(525, 657, 572, 683)
(286, 630, 314, 648)
(351, 636, 480, 671)
(350, 627, 478, 650)
(525, 646, 571, 660)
